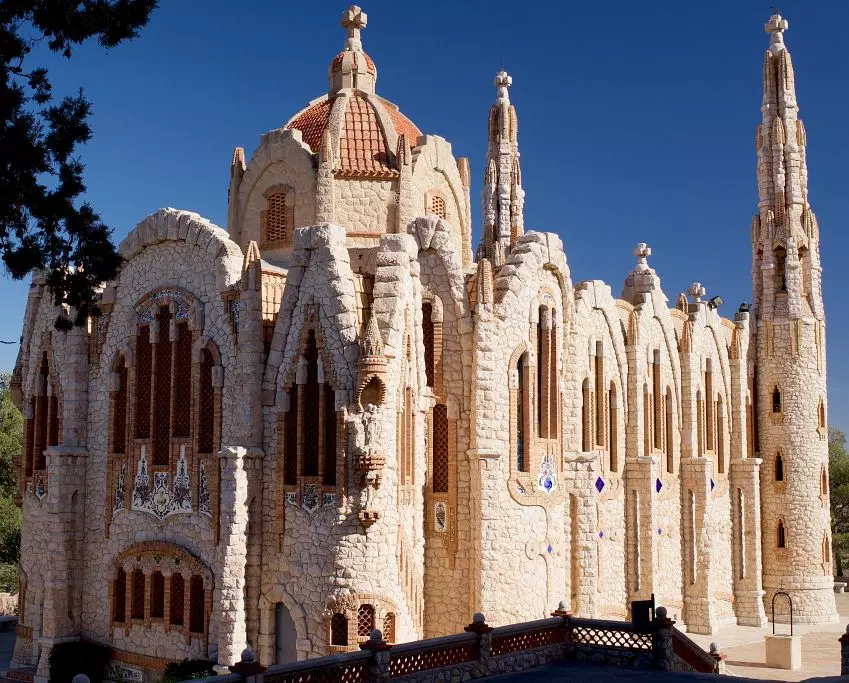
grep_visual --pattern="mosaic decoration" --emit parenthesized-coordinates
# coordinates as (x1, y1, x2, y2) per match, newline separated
(547, 543, 553, 554)
(285, 491, 297, 506)
(655, 478, 663, 493)
(658, 528, 662, 535)
(710, 478, 715, 491)
(229, 299, 241, 335)
(136, 289, 192, 322)
(199, 460, 211, 518)
(322, 492, 336, 508)
(132, 447, 193, 520)
(599, 531, 604, 539)
(114, 462, 126, 512)
(302, 483, 319, 513)
(595, 476, 605, 494)
(516, 481, 526, 495)
(536, 454, 556, 493)
(434, 501, 447, 533)
(34, 473, 46, 500)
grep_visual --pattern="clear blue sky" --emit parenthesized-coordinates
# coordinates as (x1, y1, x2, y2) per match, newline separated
(1, 0, 847, 429)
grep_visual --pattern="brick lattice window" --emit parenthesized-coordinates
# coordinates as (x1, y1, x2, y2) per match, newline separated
(284, 387, 298, 486)
(330, 613, 348, 646)
(131, 569, 145, 620)
(189, 575, 205, 633)
(430, 194, 446, 219)
(153, 307, 172, 466)
(112, 362, 128, 453)
(432, 404, 449, 493)
(135, 327, 152, 439)
(422, 302, 435, 388)
(170, 574, 184, 626)
(303, 331, 320, 477)
(357, 604, 375, 638)
(323, 386, 337, 486)
(172, 322, 192, 438)
(113, 569, 126, 623)
(151, 571, 165, 619)
(198, 348, 216, 453)
(382, 613, 396, 644)
(263, 191, 289, 244)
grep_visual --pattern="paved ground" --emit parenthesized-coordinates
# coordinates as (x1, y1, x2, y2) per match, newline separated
(685, 592, 849, 681)
(0, 629, 14, 674)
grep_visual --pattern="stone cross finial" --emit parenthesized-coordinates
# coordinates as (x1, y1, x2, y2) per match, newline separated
(634, 242, 651, 272)
(765, 12, 788, 48)
(495, 70, 512, 104)
(688, 282, 706, 303)
(341, 5, 368, 51)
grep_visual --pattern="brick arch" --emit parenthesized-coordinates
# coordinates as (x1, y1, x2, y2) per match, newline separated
(115, 541, 213, 584)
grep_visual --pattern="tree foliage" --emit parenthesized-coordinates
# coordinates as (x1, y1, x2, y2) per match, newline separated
(0, 382, 21, 591)
(829, 427, 849, 574)
(1, 0, 157, 329)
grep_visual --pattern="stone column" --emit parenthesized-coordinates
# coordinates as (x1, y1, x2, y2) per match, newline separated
(680, 456, 715, 634)
(216, 446, 254, 665)
(730, 458, 767, 626)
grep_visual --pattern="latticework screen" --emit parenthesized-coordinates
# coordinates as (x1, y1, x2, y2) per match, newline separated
(172, 323, 192, 438)
(153, 308, 172, 466)
(264, 192, 289, 243)
(189, 575, 205, 633)
(432, 404, 449, 493)
(170, 573, 184, 626)
(198, 348, 215, 453)
(135, 327, 152, 439)
(357, 604, 375, 638)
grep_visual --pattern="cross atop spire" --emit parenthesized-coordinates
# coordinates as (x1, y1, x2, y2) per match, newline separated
(765, 12, 789, 50)
(633, 242, 652, 272)
(688, 282, 706, 303)
(341, 5, 368, 51)
(495, 70, 512, 104)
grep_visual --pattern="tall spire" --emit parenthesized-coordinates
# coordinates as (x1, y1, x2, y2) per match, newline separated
(480, 70, 524, 260)
(753, 12, 822, 320)
(329, 5, 377, 95)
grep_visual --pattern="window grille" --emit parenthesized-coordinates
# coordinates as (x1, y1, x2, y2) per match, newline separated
(382, 613, 396, 644)
(357, 604, 375, 638)
(135, 327, 152, 439)
(112, 363, 128, 453)
(330, 613, 348, 646)
(151, 571, 165, 619)
(170, 574, 184, 626)
(264, 192, 289, 243)
(303, 331, 320, 477)
(432, 404, 449, 493)
(431, 194, 446, 219)
(114, 569, 126, 622)
(131, 569, 145, 620)
(189, 575, 205, 633)
(153, 307, 172, 466)
(172, 322, 192, 438)
(198, 349, 216, 453)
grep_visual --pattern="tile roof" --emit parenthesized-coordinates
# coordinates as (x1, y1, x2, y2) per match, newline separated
(331, 50, 376, 76)
(337, 94, 395, 178)
(286, 98, 333, 153)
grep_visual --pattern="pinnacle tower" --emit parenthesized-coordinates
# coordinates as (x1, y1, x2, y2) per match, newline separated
(752, 13, 835, 624)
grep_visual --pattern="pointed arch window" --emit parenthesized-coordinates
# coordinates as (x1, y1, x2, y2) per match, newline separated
(775, 452, 784, 482)
(652, 350, 662, 450)
(595, 342, 605, 448)
(517, 354, 529, 472)
(608, 381, 618, 471)
(772, 386, 782, 414)
(777, 519, 786, 548)
(536, 306, 558, 440)
(303, 330, 320, 477)
(422, 302, 435, 389)
(665, 387, 674, 474)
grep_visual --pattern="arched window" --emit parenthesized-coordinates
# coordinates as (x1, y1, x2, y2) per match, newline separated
(665, 387, 674, 474)
(704, 361, 714, 452)
(323, 385, 337, 486)
(536, 306, 558, 440)
(382, 612, 396, 644)
(422, 302, 435, 388)
(283, 387, 298, 486)
(777, 519, 786, 548)
(198, 348, 217, 453)
(716, 396, 725, 474)
(775, 246, 787, 292)
(330, 613, 348, 646)
(153, 306, 173, 466)
(432, 404, 449, 493)
(652, 350, 662, 450)
(357, 604, 375, 639)
(111, 359, 128, 454)
(696, 389, 704, 457)
(775, 453, 784, 482)
(262, 190, 292, 245)
(517, 354, 529, 472)
(170, 574, 185, 626)
(135, 325, 152, 439)
(821, 466, 828, 496)
(131, 569, 145, 620)
(189, 575, 205, 633)
(151, 571, 165, 619)
(772, 386, 782, 414)
(595, 342, 605, 448)
(824, 535, 831, 565)
(819, 399, 826, 429)
(643, 384, 651, 456)
(303, 330, 320, 477)
(113, 569, 127, 623)
(746, 397, 754, 458)
(581, 378, 591, 452)
(608, 382, 617, 471)
(172, 322, 192, 437)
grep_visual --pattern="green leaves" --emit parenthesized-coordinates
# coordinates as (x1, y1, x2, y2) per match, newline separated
(1, 0, 157, 329)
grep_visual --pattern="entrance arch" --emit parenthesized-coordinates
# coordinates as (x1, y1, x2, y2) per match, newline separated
(275, 602, 297, 664)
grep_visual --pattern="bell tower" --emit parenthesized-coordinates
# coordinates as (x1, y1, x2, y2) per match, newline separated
(752, 13, 835, 623)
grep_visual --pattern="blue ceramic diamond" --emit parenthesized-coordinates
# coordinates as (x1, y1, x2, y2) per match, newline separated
(710, 478, 715, 491)
(595, 476, 605, 493)
(656, 478, 663, 493)
(658, 527, 662, 535)
(599, 531, 604, 539)
(543, 476, 554, 491)
(547, 544, 553, 554)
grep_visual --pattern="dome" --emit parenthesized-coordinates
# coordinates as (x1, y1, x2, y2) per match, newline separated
(284, 5, 421, 179)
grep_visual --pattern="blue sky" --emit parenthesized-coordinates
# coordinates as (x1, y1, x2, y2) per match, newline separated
(1, 0, 847, 429)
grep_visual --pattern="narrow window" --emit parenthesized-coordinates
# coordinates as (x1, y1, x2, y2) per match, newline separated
(608, 382, 617, 471)
(135, 326, 152, 439)
(736, 489, 746, 580)
(170, 574, 184, 626)
(665, 388, 674, 474)
(172, 321, 192, 437)
(819, 399, 826, 429)
(198, 348, 216, 453)
(705, 361, 714, 451)
(643, 384, 651, 455)
(687, 490, 696, 584)
(357, 604, 375, 638)
(323, 385, 337, 486)
(772, 386, 782, 414)
(131, 569, 145, 620)
(717, 396, 725, 474)
(517, 354, 528, 472)
(696, 389, 704, 457)
(303, 330, 320, 477)
(595, 342, 604, 448)
(537, 308, 546, 439)
(330, 613, 348, 646)
(422, 302, 435, 388)
(824, 535, 831, 564)
(263, 191, 290, 244)
(752, 369, 761, 451)
(47, 394, 59, 447)
(581, 378, 591, 452)
(189, 575, 205, 633)
(24, 404, 34, 478)
(549, 310, 558, 438)
(382, 613, 396, 644)
(432, 404, 449, 492)
(283, 387, 298, 486)
(430, 194, 446, 219)
(777, 520, 786, 548)
(151, 571, 165, 619)
(33, 355, 48, 471)
(153, 306, 172, 466)
(652, 350, 662, 449)
(775, 453, 784, 482)
(112, 360, 128, 454)
(405, 387, 415, 485)
(746, 398, 754, 458)
(113, 569, 126, 623)
(821, 466, 828, 496)
(775, 246, 787, 292)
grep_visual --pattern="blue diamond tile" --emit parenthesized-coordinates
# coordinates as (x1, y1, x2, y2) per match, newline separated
(547, 544, 553, 554)
(656, 478, 663, 493)
(599, 531, 604, 539)
(658, 527, 662, 535)
(595, 476, 605, 493)
(710, 478, 715, 491)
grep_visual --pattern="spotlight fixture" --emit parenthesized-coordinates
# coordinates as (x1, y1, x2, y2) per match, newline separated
(738, 302, 751, 313)
(707, 295, 724, 310)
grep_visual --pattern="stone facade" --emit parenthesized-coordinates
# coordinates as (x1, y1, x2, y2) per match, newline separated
(7, 7, 835, 680)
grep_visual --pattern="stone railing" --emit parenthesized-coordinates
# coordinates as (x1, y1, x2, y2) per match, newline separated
(186, 605, 720, 683)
